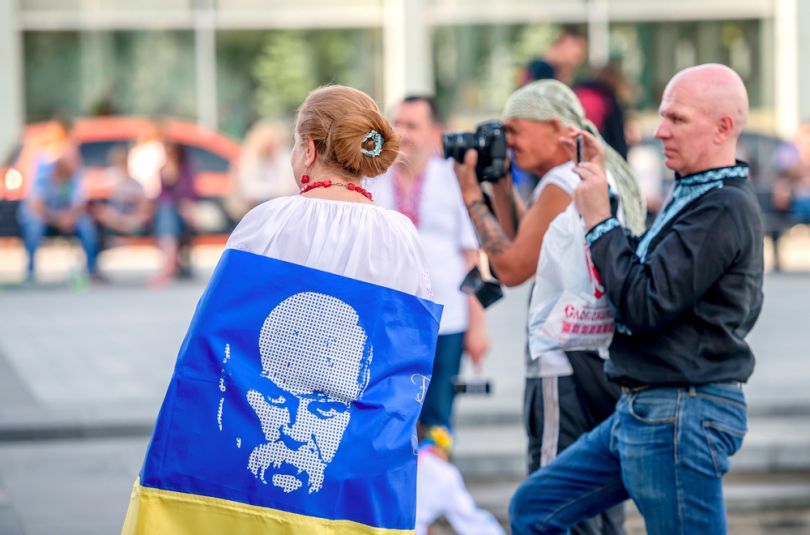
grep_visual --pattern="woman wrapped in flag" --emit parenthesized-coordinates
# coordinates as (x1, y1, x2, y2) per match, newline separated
(122, 85, 443, 534)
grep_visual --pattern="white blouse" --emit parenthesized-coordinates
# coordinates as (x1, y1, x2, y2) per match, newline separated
(226, 195, 433, 299)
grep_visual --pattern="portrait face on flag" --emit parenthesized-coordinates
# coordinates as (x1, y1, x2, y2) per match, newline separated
(136, 251, 442, 531)
(246, 292, 372, 494)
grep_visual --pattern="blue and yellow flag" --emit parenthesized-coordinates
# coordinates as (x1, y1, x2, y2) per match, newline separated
(122, 249, 442, 534)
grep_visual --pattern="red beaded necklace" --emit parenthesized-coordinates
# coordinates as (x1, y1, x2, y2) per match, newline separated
(299, 175, 373, 201)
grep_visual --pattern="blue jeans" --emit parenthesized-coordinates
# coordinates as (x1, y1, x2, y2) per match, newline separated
(419, 332, 465, 429)
(18, 209, 99, 275)
(510, 383, 747, 535)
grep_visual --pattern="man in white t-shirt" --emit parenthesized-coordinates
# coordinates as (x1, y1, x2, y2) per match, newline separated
(367, 96, 488, 431)
(453, 81, 645, 535)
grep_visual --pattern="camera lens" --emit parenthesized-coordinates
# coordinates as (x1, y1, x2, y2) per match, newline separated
(442, 132, 475, 163)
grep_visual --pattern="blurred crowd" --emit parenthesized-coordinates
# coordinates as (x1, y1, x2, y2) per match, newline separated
(771, 121, 810, 222)
(16, 117, 297, 286)
(17, 26, 809, 291)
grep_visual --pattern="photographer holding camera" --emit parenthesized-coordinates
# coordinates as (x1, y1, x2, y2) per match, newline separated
(451, 80, 645, 535)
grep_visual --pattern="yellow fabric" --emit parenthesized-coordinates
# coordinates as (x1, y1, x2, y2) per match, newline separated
(122, 480, 414, 535)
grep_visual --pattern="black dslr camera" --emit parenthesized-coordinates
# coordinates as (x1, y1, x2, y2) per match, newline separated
(442, 120, 508, 182)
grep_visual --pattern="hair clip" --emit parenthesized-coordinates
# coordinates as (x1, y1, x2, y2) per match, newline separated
(361, 130, 383, 158)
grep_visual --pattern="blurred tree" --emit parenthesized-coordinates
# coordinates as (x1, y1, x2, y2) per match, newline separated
(127, 31, 197, 119)
(216, 31, 265, 139)
(252, 31, 313, 118)
(251, 29, 374, 119)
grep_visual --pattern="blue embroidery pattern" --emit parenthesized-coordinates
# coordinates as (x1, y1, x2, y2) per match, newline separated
(635, 163, 749, 262)
(586, 217, 620, 247)
(678, 165, 748, 187)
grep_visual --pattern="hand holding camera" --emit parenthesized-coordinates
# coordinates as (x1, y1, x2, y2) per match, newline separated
(443, 120, 509, 184)
(450, 149, 485, 207)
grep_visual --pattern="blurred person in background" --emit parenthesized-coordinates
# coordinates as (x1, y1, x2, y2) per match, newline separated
(128, 121, 166, 200)
(17, 118, 100, 282)
(453, 80, 645, 535)
(367, 95, 488, 431)
(771, 121, 810, 222)
(517, 27, 589, 198)
(150, 142, 198, 286)
(522, 27, 588, 87)
(523, 29, 630, 160)
(93, 146, 152, 243)
(416, 426, 505, 535)
(226, 120, 298, 222)
(573, 60, 631, 160)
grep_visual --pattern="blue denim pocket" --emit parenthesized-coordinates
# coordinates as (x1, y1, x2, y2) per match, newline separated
(627, 389, 677, 424)
(697, 386, 747, 477)
(617, 390, 679, 449)
(702, 421, 746, 477)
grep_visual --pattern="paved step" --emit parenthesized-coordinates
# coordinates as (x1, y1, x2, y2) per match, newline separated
(451, 413, 810, 480)
(456, 473, 810, 534)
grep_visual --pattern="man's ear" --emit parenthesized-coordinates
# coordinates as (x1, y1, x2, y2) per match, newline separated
(549, 118, 564, 134)
(715, 115, 735, 144)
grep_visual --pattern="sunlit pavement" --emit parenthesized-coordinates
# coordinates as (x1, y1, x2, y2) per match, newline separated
(0, 232, 809, 534)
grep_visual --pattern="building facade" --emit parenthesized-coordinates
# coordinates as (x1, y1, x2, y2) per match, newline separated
(1, 0, 808, 154)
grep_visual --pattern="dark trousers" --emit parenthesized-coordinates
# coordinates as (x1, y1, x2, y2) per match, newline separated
(523, 351, 625, 535)
(419, 332, 465, 429)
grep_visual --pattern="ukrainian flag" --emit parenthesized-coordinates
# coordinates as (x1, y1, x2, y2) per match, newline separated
(122, 249, 442, 534)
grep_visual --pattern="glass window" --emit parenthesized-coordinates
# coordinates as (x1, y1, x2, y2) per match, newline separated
(182, 145, 230, 173)
(77, 141, 230, 173)
(610, 20, 766, 111)
(24, 30, 197, 123)
(78, 141, 130, 167)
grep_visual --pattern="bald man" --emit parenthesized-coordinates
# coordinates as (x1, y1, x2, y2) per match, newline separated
(509, 64, 764, 535)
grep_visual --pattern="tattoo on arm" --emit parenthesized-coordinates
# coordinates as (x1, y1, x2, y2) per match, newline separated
(468, 200, 511, 256)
